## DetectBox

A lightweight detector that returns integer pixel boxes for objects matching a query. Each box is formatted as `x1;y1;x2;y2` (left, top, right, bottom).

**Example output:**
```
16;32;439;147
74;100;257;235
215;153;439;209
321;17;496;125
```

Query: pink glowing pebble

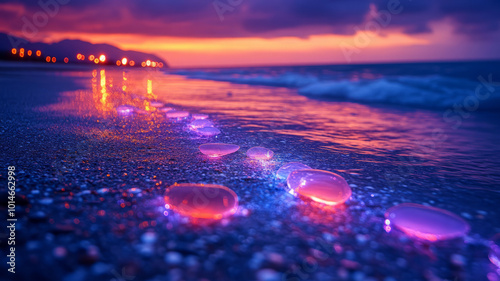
116;105;135;116
192;114;209;120
385;203;470;241
160;107;174;112
164;183;238;219
196;127;220;136
287;169;351;206
489;233;500;268
199;143;240;157
166;110;189;118
276;162;311;180
150;101;164;108
246;146;274;160
189;119;214;130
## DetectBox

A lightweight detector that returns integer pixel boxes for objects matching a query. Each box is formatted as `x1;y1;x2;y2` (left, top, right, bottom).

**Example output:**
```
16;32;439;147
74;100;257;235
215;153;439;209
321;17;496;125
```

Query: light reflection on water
44;68;500;188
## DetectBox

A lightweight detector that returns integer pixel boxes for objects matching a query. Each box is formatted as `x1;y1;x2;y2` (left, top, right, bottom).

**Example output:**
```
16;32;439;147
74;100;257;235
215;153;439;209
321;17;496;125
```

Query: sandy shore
1;66;499;281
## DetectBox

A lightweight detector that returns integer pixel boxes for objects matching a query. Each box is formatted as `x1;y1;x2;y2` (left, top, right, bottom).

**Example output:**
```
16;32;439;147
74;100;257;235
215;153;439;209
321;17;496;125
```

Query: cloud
0;0;499;40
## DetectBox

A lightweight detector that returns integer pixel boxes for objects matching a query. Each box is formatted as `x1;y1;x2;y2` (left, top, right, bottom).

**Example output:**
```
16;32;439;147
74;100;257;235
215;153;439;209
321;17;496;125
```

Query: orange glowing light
77;53;82;60
129;60;135;66
20;48;24;53
89;55;95;61
146;60;151;66
121;58;127;65
81;55;85;60
99;54;106;62
36;50;41;56
52;57;56;63
19;52;24;58
141;62;146;67
152;62;157;67
158;62;164;68
94;58;99;64
27;50;32;56
64;57;69;63
46;56;51;62
116;60;121;66
11;48;17;55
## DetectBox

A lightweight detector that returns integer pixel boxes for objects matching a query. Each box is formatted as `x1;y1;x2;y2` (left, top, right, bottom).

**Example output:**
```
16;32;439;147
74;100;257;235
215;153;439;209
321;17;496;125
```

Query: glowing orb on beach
385;203;470;241
199;143;240;157
189;119;214;130
287;169;351;206
160;107;174;112
164;183;238;219
192;114;209;120
166;111;189;118
149;101;164;108
196;127;220;136
247;147;274;160
276;162;311;180
116;105;135;116
490;234;500;268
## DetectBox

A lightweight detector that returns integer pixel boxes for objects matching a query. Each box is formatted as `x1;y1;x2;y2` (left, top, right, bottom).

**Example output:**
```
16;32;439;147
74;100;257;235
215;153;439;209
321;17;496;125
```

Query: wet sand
1;65;499;281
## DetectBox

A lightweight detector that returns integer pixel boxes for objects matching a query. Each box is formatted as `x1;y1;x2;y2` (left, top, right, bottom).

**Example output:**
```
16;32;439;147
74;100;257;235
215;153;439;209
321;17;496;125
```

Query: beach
1;63;500;281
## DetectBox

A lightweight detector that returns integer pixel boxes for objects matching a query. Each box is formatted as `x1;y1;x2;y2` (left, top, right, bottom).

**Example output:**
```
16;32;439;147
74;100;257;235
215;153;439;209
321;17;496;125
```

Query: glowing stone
192;114;209;120
166;110;189;118
116;105;135;116
287;169;351;206
385;203;470;241
489;233;500;268
276;162;311;180
246;147;274;160
160;107;174;112
150;101;164;108
189;119;214;130
164;183;238;219
196;127;220;136
199;143;240;157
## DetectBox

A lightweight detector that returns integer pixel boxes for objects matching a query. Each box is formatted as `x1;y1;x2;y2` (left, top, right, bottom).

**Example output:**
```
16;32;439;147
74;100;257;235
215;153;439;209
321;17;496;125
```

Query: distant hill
0;32;167;67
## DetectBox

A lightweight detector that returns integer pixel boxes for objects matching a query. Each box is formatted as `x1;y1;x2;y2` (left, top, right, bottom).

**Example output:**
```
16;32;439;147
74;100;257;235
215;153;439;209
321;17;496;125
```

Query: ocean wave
172;70;500;109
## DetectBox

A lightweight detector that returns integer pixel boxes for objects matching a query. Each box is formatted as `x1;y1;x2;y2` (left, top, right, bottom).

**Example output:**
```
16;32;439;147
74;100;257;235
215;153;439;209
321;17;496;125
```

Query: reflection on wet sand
40;68;500;187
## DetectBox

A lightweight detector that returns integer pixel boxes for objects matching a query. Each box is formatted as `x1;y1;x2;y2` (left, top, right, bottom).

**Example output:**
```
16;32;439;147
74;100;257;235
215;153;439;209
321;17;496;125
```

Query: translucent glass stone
192;114;209;120
164;183;238;219
287;169;351;206
150;101;164;108
385;203;470;241
160;107;174;112
189;119;214;130
196;127;220;136
166;110;189;118
489;233;500;268
276;162;311;180
199;143;240;157
246;147;274;160
116;105;134;116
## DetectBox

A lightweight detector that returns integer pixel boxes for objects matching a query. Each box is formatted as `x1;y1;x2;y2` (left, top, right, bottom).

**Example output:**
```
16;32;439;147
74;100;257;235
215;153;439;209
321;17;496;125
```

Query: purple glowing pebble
192;114;209;120
116;105;135;116
489;233;500;268
287;169;351;206
149;101;164;108
160;107;174;112
189;119;214;130
276;162;312;180
196;127;220;136
166;110;189;118
246;147;274;160
199;143;240;157
385;203;470;241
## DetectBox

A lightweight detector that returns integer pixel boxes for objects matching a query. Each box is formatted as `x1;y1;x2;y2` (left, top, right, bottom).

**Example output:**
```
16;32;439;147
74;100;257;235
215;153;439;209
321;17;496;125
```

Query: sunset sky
1;0;500;67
